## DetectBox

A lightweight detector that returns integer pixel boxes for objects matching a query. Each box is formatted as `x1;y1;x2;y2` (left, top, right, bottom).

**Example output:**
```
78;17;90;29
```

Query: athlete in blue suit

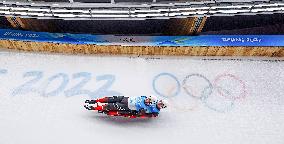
84;95;168;117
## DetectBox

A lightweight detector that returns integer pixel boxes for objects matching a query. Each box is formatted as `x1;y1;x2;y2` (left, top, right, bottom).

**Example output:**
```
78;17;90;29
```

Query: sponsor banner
0;28;284;46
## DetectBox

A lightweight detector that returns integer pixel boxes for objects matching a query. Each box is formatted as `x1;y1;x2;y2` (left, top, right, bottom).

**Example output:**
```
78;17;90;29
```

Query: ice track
0;50;283;144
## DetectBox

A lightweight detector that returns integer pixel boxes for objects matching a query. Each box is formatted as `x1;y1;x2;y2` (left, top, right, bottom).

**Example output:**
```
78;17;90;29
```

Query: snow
0;50;283;144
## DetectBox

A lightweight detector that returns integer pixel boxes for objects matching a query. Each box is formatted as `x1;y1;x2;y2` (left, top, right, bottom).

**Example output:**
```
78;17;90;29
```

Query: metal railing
0;0;284;20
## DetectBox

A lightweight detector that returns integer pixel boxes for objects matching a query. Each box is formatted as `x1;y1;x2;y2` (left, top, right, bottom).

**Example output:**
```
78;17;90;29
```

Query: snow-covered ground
0;50;283;144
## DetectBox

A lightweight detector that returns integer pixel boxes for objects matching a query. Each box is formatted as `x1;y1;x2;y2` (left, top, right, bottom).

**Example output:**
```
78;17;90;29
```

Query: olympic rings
152;72;247;113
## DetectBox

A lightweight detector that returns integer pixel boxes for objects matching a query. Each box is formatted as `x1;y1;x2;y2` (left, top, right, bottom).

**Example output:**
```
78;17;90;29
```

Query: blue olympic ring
152;73;181;98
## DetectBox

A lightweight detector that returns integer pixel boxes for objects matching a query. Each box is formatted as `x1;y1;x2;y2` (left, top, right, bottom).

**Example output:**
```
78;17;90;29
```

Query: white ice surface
0;51;283;144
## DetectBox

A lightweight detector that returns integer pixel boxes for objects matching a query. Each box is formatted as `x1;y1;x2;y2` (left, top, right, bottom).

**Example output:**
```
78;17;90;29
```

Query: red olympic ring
213;73;247;100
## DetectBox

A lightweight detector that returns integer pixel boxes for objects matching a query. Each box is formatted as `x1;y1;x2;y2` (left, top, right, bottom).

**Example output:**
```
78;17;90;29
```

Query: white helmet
157;99;168;109
148;95;158;104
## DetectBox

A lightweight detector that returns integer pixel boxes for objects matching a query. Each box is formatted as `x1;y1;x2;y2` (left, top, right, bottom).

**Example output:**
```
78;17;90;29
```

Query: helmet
157;99;168;109
148;95;158;104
